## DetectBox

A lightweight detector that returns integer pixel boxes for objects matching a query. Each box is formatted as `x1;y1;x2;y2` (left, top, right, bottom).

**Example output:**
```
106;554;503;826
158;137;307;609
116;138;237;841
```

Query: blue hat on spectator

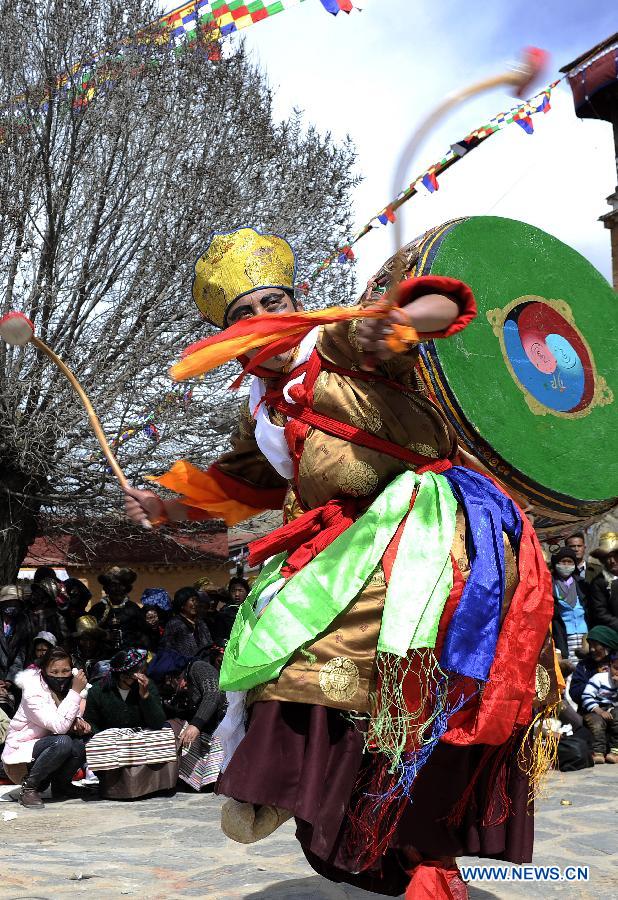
140;588;172;612
148;649;190;682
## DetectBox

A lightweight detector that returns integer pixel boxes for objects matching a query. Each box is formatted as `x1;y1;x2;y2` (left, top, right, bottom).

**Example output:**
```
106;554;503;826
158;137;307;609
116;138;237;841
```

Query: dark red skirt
217;700;534;896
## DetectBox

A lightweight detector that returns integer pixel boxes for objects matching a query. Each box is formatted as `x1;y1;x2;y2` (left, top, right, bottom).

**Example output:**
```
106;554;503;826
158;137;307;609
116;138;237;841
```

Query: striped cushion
86;727;177;771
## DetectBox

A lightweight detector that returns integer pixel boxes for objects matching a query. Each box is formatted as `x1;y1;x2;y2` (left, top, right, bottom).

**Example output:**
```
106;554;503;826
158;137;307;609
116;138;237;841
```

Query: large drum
374;216;617;539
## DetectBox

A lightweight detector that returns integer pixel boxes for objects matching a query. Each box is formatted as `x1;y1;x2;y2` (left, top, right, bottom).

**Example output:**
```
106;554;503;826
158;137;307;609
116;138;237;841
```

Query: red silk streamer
170;276;476;382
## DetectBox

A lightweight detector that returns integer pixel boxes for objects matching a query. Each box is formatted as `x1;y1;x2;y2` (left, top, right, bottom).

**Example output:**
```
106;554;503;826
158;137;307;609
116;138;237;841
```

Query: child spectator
581;652;618;764
569;625;618;710
26;631;57;668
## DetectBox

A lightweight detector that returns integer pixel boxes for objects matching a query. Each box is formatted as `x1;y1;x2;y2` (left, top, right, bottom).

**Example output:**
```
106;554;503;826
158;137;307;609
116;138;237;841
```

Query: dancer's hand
124;487;166;529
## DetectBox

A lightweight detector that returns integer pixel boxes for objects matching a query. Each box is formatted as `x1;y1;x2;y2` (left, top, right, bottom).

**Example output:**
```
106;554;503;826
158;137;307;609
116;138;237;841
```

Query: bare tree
0;0;359;582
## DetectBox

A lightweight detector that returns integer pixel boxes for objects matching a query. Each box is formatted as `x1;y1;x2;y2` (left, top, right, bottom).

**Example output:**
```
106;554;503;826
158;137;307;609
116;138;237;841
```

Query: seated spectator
83;649;172;800
59;578;92;634
163;588;212;658
211;578;249;645
0;680;18;720
1;648;91;808
84;649;166;734
90;567;145;652
581;651;618;764
140;604;166;655
1;585;32;684
27;631;57;667
149;648;225;791
71;616;109;680
588;533;618;632
89;660;111;684
28;575;69;647
569;625;618;710
550;548;588;663
565;531;603;596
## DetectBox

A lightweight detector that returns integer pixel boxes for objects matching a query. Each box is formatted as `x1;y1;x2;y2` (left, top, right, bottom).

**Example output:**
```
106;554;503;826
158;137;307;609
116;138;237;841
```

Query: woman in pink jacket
2;647;91;808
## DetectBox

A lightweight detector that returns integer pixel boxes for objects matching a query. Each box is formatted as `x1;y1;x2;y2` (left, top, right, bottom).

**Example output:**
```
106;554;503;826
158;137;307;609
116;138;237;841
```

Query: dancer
124;227;558;899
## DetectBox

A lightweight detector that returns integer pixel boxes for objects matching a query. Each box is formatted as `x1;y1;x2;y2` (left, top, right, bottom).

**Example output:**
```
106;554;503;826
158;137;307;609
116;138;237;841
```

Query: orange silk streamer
146;460;264;526
170;306;418;381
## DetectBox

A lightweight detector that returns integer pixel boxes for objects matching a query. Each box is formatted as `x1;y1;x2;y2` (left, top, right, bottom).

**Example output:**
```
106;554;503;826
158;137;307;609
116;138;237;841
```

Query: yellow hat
591;532;618;560
192;228;296;327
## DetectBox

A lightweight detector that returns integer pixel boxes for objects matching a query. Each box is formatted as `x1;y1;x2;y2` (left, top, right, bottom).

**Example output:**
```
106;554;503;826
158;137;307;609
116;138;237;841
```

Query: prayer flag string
1;0;365;141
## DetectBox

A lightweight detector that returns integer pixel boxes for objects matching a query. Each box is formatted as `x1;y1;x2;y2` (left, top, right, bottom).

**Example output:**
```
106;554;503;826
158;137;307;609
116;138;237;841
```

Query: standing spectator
211;577;249;644
550;548;589;663
141;606;165;654
71;616;109;679
140;588;172;619
59;578;92;635
0;586;32;683
565;532;603;598
1;648;90;808
588;533;618;632
28;576;69;647
162;588;212;658
581;652;618;764
90;567;145;651
26;632;57;667
569;625;618;710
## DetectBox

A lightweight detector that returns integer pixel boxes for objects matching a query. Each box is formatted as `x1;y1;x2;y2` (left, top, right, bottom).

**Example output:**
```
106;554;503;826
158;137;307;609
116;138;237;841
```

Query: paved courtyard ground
0;766;616;899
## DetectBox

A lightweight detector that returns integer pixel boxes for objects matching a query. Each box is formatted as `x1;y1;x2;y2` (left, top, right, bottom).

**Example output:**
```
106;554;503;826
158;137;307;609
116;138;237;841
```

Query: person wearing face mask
0;585;32;685
550;547;589;665
1;647;90;808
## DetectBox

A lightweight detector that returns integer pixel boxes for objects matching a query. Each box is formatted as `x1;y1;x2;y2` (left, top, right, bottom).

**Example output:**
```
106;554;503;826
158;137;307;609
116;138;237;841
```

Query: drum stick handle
31;335;130;492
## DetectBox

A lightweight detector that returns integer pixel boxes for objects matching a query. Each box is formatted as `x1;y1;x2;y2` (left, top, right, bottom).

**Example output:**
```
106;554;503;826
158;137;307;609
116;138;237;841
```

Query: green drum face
413;216;617;535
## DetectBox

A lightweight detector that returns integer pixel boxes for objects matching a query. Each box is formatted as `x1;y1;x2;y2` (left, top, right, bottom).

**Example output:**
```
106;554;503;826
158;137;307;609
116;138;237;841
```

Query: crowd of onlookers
549;531;618;770
1;527;617;809
0;565;250;808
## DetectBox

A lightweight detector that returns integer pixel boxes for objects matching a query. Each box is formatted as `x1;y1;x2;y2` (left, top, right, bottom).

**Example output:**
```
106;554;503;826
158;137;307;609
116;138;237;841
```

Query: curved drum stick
388;46;548;291
0;311;129;491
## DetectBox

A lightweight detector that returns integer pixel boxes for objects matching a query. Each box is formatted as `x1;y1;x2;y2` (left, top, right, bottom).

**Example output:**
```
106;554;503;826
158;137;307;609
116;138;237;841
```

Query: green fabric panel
378;472;456;656
219;472;417;691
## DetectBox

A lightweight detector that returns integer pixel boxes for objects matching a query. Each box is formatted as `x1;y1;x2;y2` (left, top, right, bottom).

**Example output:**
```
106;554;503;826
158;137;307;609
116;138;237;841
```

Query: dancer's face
226;288;300;372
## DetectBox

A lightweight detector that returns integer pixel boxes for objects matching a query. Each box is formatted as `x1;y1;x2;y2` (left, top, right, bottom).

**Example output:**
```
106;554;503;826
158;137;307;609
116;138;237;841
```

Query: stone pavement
0;766;616;900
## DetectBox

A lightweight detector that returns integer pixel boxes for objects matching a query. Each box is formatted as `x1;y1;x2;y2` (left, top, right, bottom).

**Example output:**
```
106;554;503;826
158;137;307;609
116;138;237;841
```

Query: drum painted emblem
487;296;613;418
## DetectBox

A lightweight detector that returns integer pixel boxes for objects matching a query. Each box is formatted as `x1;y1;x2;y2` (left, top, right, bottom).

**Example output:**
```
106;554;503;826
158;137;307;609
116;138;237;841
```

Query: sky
163;0;617;290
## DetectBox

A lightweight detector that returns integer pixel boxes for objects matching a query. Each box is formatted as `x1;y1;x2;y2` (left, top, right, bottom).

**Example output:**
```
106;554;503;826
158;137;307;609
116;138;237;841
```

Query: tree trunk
0;470;40;584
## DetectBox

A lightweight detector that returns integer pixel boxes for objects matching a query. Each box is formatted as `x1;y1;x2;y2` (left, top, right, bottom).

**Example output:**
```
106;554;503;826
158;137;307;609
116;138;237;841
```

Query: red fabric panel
442;500;552;746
